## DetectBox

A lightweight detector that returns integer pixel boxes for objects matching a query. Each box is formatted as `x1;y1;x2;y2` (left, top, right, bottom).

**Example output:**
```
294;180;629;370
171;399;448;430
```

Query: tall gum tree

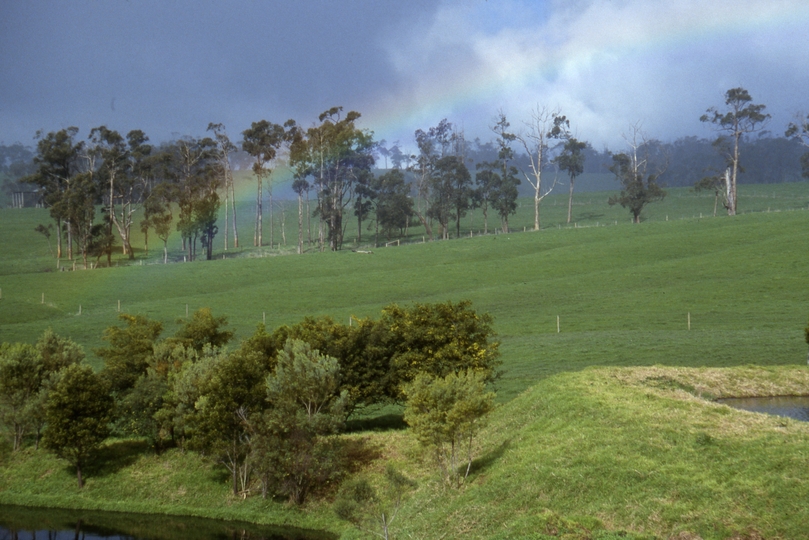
207;123;238;250
411;119;454;240
307;108;375;251
242;120;285;247
700;87;769;216
24;127;84;261
89;126;152;260
515;107;559;230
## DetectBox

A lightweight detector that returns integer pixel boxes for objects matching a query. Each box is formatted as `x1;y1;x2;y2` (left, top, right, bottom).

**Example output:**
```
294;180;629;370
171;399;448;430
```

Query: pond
717;395;809;422
0;504;336;540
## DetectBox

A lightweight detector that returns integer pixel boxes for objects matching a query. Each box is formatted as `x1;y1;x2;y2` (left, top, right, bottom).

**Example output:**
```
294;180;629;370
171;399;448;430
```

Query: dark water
717;395;809;422
0;505;336;540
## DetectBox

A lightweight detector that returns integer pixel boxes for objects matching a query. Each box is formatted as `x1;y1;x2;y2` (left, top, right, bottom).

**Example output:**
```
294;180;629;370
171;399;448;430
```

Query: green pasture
1;181;809;538
1;182;807;402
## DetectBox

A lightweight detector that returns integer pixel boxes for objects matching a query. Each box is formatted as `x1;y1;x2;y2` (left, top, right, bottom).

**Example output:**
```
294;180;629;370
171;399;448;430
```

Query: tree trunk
256;177;263;246
269;182;274;247
567;177;575;224
534;181;541;230
297;193;303;254
67;220;73;260
76;462;84;489
231;173;239;247
224;184;229;250
730;138;739;216
726;166;735;216
306;193;312;247
56;218;62;259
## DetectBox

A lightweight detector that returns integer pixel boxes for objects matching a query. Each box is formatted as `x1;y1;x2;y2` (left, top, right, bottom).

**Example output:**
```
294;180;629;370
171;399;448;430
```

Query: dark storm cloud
0;0;441;144
2;0;809;150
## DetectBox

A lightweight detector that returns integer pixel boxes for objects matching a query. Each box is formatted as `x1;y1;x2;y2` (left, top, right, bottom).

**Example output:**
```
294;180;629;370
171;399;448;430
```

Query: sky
2;0;809;153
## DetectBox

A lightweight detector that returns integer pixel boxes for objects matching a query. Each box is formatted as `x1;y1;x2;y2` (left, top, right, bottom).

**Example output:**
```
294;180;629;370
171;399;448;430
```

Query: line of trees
7;88;809;265
0;301;500;500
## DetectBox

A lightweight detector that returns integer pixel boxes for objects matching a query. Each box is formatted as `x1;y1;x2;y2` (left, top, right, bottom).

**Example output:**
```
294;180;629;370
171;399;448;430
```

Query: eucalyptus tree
307;107;375;251
411;119;453;239
62;170;100;268
786;113;809;179
141;181;174;263
608;125;666;223
429;155;471;239
473;165;497;234
515;107;559;230
372;168;414;243
285;119;313;254
166;137;220;261
353;168;376;244
88;126;152;260
700;87;769;215
24;127;84;260
207;123;239;249
555;138;587;224
242;120;285;247
476;113;520;233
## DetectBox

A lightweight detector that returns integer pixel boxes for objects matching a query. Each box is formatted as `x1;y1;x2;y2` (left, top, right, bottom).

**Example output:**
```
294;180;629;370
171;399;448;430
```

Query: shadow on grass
342;437;385;475
345;413;406;432
467;439;511;476
578;211;606;221
88;438;151;479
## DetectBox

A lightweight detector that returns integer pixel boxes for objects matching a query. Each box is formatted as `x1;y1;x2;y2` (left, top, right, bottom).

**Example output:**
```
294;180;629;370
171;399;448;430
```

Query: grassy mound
390;365;809;539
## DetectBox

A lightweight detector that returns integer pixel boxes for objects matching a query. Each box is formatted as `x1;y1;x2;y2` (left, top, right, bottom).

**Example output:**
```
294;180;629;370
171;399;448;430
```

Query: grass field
0;182;807;401
1;182;808;538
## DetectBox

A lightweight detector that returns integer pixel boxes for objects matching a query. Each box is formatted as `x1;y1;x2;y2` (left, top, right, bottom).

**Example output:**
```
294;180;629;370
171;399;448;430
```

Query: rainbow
363;1;809;146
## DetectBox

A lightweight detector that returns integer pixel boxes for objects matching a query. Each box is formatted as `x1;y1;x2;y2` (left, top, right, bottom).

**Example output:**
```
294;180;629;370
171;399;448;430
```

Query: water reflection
717;395;809;422
0;505;336;540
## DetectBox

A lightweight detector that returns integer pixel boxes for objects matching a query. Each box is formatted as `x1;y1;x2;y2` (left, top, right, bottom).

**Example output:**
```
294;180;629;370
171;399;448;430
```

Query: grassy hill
1;182;808;538
0;183;807;400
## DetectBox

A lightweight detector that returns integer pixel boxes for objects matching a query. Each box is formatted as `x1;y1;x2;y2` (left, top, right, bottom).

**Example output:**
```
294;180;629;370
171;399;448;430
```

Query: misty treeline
4;91;809;262
0;301;499;499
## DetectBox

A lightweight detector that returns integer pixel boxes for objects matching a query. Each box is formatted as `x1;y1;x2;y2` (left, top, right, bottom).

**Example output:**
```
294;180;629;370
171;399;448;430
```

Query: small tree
96;314;163;394
403;370;494;487
380;300;501;394
334;464;416;540
786;113;809;180
694;173;725;217
0;343;42;451
189;348;269;496
42;364;113;488
253;339;350;504
608;125;666;223
170;307;233;352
